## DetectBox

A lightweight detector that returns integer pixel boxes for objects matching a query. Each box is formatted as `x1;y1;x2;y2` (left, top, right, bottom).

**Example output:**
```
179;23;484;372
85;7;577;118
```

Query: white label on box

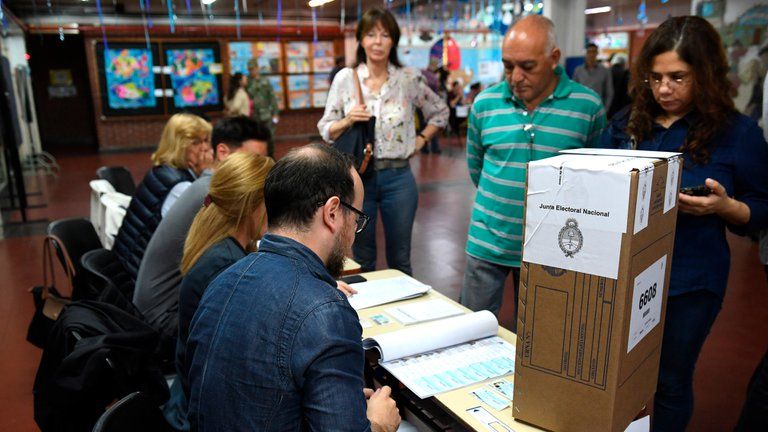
524;220;623;279
628;255;666;353
664;157;680;214
524;154;635;279
633;165;654;234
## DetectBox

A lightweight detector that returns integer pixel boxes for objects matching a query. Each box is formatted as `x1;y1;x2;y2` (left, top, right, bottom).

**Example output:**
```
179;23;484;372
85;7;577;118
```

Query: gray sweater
133;172;212;338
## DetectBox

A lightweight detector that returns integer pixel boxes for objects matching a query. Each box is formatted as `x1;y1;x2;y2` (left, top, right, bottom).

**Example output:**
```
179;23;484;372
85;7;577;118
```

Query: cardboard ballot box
513;149;683;432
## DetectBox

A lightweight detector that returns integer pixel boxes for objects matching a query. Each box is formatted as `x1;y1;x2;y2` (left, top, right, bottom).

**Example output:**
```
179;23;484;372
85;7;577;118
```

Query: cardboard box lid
560;148;682;159
524;154;666;280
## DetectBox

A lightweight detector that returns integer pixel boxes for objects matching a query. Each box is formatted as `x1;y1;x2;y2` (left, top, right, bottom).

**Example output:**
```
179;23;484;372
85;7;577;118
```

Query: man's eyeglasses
340;201;370;234
644;73;691;90
317;199;370;234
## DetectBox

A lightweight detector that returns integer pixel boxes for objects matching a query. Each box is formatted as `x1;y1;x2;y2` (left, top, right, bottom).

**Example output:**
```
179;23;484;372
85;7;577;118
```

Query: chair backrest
92;391;170;432
47;218;103;300
81;248;137;312
97;166;137;197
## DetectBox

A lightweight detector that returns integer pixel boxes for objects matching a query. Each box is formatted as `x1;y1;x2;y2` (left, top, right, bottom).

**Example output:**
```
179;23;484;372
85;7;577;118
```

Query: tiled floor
1;138;766;431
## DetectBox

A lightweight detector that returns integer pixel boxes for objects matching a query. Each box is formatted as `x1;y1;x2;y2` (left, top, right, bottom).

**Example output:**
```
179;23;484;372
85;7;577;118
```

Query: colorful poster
312;41;334;58
288;75;311;92
267;76;285;110
313;74;330;91
313;91;327;108
166;47;221;108
104;47;156;109
287;41;310;58
288;92;311;109
228;41;253;75
287;58;311;73
313;57;335;73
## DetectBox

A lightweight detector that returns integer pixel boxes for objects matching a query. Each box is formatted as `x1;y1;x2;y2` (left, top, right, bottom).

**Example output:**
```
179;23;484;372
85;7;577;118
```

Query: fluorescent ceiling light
309;0;333;7
201;0;216;5
585;6;611;15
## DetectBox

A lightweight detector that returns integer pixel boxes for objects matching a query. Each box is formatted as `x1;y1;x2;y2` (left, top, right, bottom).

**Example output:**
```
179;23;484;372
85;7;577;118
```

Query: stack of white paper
347;276;431;310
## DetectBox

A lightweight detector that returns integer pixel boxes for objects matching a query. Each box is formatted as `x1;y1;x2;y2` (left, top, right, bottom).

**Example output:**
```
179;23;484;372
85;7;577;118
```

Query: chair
91;391;171;432
47;218;103;300
81;248;137;313
97;166;137;196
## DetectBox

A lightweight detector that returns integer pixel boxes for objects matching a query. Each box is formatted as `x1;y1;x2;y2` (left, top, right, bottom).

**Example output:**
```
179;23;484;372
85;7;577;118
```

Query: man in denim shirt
186;144;401;431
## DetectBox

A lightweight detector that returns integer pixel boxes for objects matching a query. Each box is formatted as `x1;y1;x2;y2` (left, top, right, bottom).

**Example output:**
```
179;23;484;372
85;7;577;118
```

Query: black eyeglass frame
316;199;370;234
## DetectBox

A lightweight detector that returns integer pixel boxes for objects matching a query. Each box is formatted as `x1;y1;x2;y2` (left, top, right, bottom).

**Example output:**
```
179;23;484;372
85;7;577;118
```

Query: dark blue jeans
354;165;418;275
653;290;722;432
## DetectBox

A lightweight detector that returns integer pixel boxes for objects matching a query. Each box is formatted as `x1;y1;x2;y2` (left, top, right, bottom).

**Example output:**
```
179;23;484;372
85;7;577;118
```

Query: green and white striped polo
466;67;606;267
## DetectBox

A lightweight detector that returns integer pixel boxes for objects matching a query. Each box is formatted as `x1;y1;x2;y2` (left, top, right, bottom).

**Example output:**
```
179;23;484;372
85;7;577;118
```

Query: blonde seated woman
112;112;213;279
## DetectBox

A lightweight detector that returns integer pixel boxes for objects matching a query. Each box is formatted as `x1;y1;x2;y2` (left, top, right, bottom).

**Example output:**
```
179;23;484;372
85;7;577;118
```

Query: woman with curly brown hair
600;16;768;431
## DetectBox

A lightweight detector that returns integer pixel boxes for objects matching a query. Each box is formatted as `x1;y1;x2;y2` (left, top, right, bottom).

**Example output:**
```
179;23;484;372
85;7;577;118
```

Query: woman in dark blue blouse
600;16;768;432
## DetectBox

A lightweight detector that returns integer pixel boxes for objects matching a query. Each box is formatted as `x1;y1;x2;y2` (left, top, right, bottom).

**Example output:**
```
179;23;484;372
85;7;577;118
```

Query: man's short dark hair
265;144;355;231
212;116;271;150
586;42;598;50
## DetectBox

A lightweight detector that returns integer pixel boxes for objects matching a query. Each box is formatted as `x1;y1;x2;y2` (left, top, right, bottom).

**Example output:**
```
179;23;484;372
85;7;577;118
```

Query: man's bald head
501;15;561;110
505;15;557;55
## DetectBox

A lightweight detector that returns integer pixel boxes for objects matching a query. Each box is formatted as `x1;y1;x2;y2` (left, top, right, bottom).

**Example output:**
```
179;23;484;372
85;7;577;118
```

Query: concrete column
543;0;587;62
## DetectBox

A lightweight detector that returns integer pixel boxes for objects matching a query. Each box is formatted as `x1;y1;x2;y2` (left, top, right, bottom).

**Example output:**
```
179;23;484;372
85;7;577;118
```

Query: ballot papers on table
385;299;464;325
347;276;431;310
363;311;516;399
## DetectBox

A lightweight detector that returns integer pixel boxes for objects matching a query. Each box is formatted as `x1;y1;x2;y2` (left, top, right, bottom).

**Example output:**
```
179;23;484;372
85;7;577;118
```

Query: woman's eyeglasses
644;73;691;90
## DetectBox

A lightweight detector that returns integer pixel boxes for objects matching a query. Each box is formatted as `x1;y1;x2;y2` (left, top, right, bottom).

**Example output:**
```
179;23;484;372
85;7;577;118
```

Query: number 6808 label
628;256;667;353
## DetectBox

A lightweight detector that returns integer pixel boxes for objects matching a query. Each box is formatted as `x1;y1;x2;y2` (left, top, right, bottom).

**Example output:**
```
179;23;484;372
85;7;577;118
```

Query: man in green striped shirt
461;15;606;321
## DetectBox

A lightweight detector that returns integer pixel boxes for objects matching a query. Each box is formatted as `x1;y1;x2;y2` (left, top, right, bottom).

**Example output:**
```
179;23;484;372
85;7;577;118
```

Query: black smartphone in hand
339;274;367;284
680;185;711;196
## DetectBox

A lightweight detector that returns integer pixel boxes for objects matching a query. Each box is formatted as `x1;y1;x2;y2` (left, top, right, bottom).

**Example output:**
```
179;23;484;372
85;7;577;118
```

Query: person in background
573;42;614;113
447;80;464;137
734;68;768;432
133;116;270;361
419;64;442;154
318;7;448;275
186;144;401;431
599;16;768;432
113;113;213;281
247;58;280;157
461;15;605;320
328;55;346;86
608;54;631;119
168;152;274;431
224;72;251;117
465;82;482;106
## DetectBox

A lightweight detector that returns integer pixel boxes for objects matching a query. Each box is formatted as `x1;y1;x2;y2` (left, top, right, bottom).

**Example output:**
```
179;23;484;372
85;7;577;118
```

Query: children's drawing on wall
716;4;768;124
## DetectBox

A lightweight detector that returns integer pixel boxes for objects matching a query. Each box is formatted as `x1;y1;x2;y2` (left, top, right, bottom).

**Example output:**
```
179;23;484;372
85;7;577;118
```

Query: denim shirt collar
258;234;337;286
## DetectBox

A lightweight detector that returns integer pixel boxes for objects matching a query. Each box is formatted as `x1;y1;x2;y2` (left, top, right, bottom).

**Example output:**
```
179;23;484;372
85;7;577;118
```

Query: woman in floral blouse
318;7;448;275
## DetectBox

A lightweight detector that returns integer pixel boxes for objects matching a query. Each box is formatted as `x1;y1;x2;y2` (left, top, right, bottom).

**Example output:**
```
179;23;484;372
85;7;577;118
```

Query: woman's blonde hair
151;113;212;168
181;152;275;274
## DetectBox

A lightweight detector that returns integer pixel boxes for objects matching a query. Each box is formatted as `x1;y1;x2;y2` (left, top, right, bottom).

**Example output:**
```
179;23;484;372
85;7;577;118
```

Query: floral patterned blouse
318;63;449;160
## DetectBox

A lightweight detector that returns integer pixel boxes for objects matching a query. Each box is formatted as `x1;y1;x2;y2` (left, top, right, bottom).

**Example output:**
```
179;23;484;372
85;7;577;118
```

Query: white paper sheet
347;276;431;310
363;311;499;362
624;416;650;432
560;148;681;159
385;299;464;325
628;255;666;353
